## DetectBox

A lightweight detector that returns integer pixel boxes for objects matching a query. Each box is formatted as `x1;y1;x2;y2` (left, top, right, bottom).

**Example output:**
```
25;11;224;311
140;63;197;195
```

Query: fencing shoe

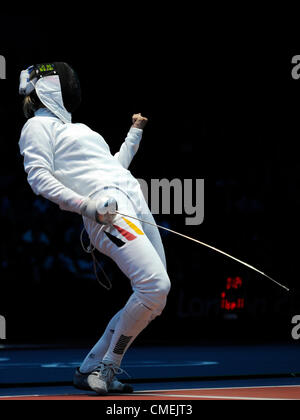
73;363;133;394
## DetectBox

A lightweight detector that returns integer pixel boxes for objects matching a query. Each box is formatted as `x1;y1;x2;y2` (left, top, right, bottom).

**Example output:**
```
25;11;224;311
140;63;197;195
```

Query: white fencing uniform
19;107;170;369
19;108;143;214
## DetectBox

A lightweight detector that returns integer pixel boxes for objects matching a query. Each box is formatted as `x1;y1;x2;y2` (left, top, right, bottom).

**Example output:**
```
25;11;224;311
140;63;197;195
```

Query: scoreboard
220;276;245;319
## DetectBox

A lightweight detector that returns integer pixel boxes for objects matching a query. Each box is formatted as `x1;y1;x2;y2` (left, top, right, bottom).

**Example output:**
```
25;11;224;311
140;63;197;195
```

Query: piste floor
1;343;300;400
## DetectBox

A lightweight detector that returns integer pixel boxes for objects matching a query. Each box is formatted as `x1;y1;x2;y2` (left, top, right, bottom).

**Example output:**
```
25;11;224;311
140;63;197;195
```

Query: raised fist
132;113;148;130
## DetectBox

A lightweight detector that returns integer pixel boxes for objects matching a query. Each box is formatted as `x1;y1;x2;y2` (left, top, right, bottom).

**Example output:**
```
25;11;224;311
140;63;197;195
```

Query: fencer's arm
114;127;143;169
114;113;148;169
19;120;95;218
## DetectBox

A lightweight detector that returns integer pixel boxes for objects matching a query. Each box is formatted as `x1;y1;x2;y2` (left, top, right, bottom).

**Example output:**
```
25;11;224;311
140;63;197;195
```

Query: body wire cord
80;226;112;291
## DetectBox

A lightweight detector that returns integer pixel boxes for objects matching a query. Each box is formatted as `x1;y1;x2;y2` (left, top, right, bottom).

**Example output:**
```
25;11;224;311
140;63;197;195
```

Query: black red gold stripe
104;231;126;248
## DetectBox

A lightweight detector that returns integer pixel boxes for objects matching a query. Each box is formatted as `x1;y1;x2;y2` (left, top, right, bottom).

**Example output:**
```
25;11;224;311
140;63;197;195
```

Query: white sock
79;310;123;374
102;294;154;367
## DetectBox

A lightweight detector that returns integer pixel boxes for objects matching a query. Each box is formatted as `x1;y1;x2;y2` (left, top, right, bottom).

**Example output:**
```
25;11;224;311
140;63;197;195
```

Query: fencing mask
19;62;81;123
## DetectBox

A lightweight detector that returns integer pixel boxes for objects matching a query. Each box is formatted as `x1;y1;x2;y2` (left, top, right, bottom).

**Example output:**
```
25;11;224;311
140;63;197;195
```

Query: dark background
0;12;299;346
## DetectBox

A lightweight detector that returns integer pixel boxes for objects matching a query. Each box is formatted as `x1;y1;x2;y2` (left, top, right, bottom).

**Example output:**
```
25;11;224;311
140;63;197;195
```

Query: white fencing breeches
80;187;171;369
83;187;170;315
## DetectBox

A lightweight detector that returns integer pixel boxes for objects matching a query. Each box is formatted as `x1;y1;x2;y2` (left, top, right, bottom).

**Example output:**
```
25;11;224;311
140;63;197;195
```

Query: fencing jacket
19;108;143;214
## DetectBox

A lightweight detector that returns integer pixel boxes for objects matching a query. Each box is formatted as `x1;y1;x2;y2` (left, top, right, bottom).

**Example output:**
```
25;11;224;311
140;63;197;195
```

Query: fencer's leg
79;222;167;372
99;221;170;367
102;289;169;367
83;193;170;368
79;309;123;374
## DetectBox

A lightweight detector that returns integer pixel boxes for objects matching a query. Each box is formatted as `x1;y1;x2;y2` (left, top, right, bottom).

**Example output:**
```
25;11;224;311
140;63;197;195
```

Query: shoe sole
90;388;108;396
74;382;108;395
74;382;133;394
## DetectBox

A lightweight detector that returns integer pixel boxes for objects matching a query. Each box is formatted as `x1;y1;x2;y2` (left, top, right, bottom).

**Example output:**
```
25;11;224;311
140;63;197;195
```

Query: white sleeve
114;127;143;169
19;119;86;215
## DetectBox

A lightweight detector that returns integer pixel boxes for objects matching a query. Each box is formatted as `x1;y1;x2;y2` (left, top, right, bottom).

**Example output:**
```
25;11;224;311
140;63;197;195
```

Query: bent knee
134;269;171;316
158;272;171;298
148;272;171;314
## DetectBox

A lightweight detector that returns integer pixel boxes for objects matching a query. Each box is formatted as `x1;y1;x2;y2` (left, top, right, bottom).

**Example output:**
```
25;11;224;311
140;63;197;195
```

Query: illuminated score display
220;276;245;312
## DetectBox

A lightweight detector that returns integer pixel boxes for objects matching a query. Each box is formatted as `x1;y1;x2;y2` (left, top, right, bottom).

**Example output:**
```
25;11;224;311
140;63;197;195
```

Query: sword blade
115;211;290;292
